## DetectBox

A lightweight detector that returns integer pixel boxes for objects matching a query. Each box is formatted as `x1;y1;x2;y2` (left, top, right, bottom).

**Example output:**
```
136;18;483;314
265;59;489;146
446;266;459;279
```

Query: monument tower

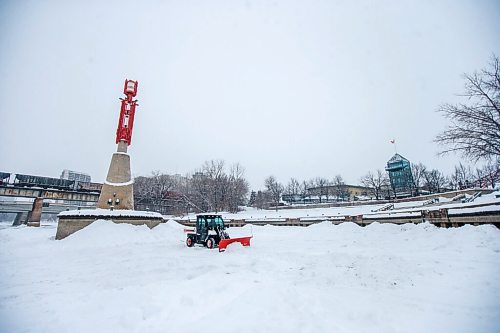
97;79;139;210
56;79;163;240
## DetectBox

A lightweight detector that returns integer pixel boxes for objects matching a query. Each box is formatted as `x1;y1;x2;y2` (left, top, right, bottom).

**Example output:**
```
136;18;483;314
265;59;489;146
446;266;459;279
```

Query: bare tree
411;163;427;195
360;170;389;200
475;166;488;188
423;169;447;194
474;159;499;188
482;159;500;188
281;178;301;204
134;171;178;213
332;175;348;201
435;55;500;161
299;180;310;204
313;177;329;203
254;190;270;209
190;160;249;213
136;160;249;215
176;174;204;215
227;163;249;212
449;163;474;190
201;160;227;212
190;170;212;212
264;176;284;211
284;178;301;196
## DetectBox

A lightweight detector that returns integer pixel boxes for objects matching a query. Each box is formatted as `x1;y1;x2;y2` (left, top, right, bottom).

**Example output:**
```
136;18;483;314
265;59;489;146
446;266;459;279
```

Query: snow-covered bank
1;221;499;332
170;191;500;222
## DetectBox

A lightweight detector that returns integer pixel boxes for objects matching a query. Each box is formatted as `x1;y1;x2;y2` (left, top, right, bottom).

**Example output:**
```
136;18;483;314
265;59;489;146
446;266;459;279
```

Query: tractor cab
185;214;228;249
196;214;225;239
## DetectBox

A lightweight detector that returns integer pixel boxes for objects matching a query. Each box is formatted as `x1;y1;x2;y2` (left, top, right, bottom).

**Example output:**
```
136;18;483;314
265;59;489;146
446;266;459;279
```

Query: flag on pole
389;139;397;153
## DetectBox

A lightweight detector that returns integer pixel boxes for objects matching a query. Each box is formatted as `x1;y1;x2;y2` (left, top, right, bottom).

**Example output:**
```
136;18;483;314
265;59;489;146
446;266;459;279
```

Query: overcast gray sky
0;0;499;189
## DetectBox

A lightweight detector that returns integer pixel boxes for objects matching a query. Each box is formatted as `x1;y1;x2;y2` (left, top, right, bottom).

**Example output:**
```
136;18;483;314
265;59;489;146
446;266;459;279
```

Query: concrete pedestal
57;140;163;239
97;141;134;210
56;209;164;240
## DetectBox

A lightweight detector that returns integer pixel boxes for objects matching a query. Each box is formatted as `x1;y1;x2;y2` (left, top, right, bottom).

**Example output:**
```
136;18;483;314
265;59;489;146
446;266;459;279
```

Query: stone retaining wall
175;211;500;229
56;216;164;240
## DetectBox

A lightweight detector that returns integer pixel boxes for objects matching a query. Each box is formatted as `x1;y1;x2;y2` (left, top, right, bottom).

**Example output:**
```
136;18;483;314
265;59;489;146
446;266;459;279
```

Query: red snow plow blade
218;236;252;252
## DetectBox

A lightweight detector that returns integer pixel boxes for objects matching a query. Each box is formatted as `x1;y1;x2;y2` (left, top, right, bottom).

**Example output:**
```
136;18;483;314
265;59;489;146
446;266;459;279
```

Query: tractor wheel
206;237;215;249
186;237;194;247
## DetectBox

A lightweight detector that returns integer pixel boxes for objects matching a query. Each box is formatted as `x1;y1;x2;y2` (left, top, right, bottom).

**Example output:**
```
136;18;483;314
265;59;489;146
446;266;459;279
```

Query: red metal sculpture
116;79;138;145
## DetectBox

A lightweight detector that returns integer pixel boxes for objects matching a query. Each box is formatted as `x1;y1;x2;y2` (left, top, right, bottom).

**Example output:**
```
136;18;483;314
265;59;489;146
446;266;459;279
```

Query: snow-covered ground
1;220;499;332
171;203;387;221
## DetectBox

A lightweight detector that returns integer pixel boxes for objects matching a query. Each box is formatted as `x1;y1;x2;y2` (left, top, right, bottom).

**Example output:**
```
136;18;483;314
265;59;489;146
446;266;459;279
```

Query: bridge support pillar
12;212;29;226
27;197;43;227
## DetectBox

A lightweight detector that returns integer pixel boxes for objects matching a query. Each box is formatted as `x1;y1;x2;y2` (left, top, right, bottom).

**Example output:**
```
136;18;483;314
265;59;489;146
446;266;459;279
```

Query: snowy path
1;221;499;332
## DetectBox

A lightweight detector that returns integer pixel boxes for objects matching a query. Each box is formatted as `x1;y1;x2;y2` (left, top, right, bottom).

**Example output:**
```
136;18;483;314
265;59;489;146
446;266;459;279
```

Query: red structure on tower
116;79;139;145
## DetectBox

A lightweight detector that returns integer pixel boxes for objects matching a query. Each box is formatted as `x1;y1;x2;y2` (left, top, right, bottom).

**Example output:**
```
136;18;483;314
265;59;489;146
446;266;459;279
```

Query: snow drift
0;220;499;333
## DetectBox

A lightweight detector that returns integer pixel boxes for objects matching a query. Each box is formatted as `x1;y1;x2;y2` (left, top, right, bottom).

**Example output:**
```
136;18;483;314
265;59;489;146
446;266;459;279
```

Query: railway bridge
0;184;100;226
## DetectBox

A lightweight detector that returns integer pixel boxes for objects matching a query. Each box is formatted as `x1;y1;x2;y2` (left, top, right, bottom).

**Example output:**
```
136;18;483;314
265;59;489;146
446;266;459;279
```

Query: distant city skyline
0;0;499;189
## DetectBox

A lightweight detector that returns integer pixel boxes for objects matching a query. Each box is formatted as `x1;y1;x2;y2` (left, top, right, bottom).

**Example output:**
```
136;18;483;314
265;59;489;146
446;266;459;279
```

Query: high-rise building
60;170;91;183
385;154;414;197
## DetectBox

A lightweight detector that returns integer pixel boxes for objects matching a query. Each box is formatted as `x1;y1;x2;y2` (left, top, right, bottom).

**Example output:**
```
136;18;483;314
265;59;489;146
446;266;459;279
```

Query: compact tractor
184;214;252;252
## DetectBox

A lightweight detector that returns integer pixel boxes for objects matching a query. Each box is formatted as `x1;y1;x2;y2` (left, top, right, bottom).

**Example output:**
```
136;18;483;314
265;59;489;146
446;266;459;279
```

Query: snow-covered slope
171;191;500;222
0;220;499;332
